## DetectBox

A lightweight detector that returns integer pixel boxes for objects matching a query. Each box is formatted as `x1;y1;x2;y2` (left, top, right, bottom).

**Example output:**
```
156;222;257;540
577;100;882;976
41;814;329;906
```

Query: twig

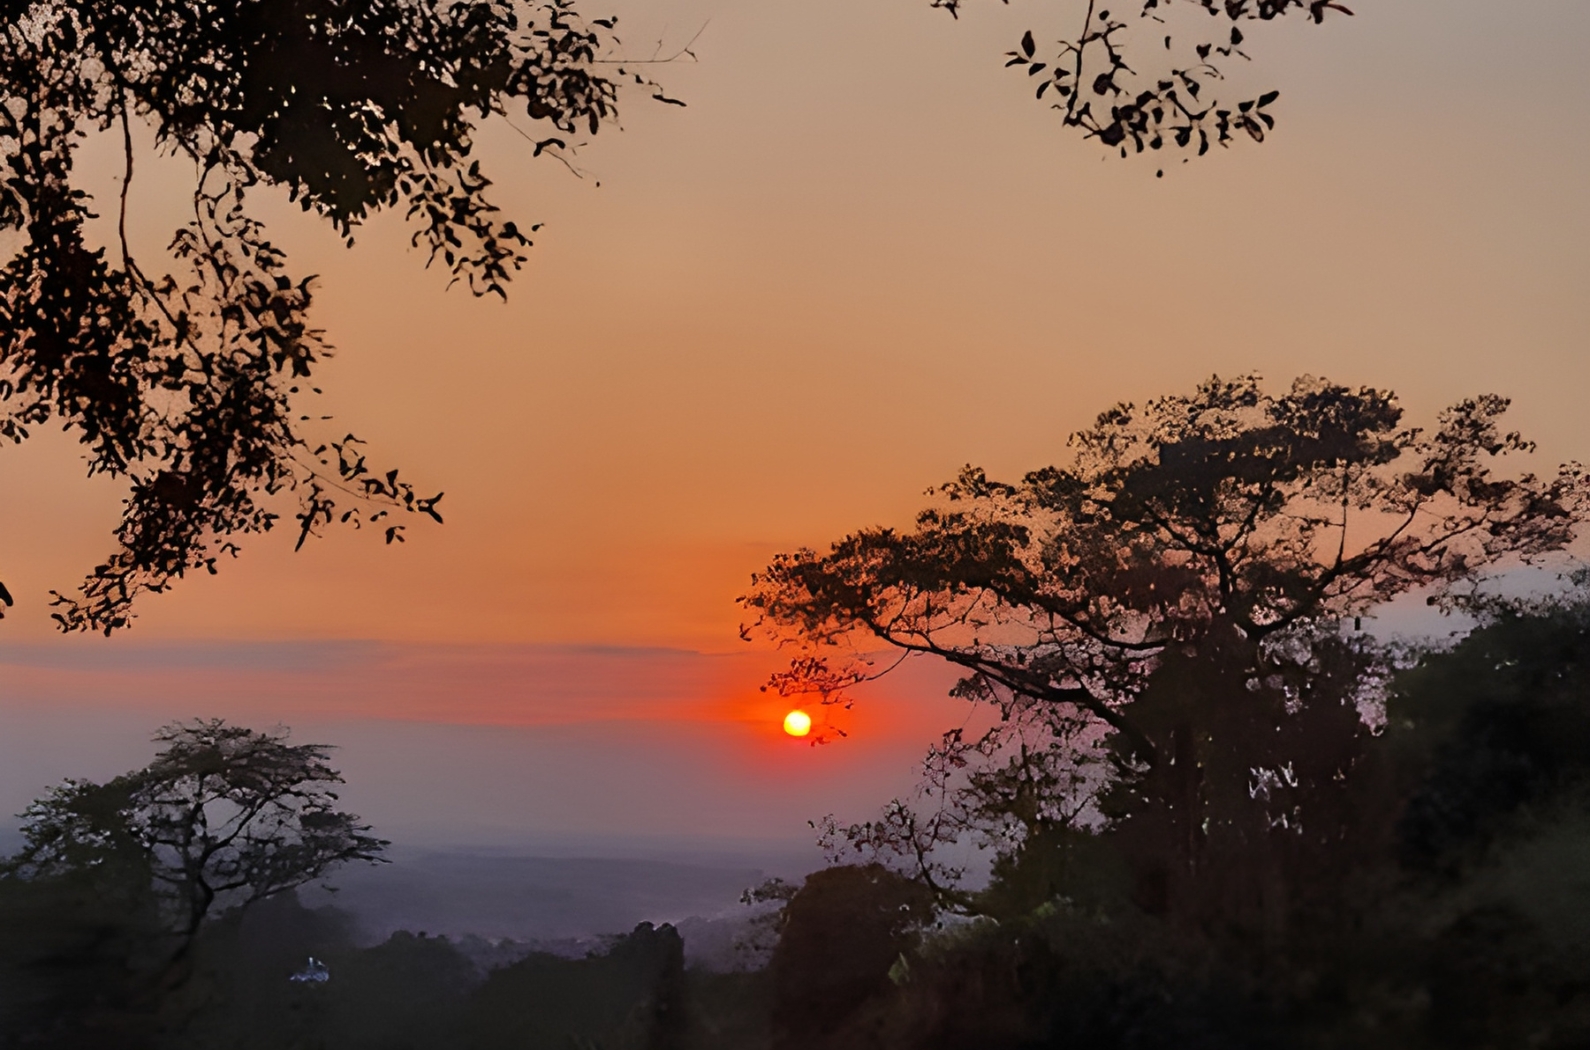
117;92;134;271
499;116;588;179
593;19;707;65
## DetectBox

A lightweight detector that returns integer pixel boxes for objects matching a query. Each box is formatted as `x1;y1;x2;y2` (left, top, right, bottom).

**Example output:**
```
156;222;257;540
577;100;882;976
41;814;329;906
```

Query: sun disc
782;709;812;737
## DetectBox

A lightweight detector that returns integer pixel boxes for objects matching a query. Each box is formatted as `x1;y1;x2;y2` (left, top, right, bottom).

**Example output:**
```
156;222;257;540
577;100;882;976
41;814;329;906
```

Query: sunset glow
782;710;812;738
0;0;1582;872
0;0;1584;1041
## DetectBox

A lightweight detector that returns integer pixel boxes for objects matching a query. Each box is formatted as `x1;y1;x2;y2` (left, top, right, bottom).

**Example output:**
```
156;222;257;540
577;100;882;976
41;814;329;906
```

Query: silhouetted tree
939;0;1354;162
767;865;937;1050
0;721;382;1045
758;592;1590;1049
745;376;1586;929
0;816;164;1043
468;922;687;1050
0;0;667;631
1388;582;1590;871
750;374;1583;758
5;720;385;959
1377;594;1590;1049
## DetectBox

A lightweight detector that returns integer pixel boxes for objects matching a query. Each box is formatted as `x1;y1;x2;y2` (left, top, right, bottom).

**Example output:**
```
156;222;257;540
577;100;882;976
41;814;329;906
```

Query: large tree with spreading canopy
743;376;1587;919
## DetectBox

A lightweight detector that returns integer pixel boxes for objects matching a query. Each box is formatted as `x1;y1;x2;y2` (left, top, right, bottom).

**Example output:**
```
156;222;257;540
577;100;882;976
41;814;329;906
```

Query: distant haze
0;0;1584;939
0;640;968;850
299;847;804;946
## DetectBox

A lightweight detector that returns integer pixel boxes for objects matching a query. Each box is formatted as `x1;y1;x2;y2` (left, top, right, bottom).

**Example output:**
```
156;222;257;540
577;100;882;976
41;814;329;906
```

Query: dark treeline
5;376;1590;1048
766;596;1590;1050
2;594;1589;1048
5;376;1589;1047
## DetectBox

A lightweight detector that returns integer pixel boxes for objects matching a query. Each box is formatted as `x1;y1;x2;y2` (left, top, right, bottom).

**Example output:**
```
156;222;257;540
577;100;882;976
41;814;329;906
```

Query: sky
1;0;1587;854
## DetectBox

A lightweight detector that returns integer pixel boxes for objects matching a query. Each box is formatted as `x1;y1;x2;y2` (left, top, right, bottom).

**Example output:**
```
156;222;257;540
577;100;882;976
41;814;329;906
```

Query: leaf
1021;30;1036;58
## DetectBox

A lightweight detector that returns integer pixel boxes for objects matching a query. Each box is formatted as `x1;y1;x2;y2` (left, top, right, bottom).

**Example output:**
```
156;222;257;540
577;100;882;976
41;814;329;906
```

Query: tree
468;922;688;1050
1389;577;1590;874
939;0;1355;163
4;719;386;957
0;798;165;1038
1375;589;1590;1049
0;0;667;632
766;865;937;1050
742;375;1587;923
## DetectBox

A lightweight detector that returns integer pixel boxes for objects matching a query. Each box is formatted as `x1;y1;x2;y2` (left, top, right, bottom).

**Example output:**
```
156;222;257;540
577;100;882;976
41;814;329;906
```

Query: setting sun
782;710;812;738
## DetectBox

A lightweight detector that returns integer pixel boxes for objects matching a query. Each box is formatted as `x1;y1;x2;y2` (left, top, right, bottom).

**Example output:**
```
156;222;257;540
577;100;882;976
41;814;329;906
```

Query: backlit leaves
974;0;1351;159
0;0;639;631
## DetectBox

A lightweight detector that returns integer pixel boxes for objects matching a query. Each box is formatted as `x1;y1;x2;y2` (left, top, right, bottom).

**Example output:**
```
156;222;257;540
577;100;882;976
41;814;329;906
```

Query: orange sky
1;0;1588;847
0;640;970;849
3;0;1587;650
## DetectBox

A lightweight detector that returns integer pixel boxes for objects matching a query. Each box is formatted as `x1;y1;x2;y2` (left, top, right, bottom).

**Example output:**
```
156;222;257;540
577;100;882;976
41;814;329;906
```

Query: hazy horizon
1;1;1586;970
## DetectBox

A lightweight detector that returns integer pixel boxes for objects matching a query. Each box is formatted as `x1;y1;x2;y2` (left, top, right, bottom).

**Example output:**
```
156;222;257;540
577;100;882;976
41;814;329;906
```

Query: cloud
0;639;769;726
0;639;970;849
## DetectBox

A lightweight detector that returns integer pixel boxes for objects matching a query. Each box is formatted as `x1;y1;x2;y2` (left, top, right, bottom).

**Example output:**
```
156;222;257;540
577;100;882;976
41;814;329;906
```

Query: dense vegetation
3;592;1588;1048
3;375;1586;1046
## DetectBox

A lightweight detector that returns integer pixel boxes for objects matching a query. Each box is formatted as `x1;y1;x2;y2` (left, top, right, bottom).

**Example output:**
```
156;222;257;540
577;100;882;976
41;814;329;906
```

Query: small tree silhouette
6;719;386;960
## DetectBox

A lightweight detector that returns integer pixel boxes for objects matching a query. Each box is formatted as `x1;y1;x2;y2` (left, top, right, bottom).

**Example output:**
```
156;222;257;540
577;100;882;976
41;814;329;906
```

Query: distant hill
298;847;810;967
1;824;811;969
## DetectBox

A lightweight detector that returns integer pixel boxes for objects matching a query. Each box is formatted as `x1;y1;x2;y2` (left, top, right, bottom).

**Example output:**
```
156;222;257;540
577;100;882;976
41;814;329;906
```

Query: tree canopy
744;376;1587;923
0;0;652;631
746;375;1585;763
5;719;386;951
792;594;1590;1049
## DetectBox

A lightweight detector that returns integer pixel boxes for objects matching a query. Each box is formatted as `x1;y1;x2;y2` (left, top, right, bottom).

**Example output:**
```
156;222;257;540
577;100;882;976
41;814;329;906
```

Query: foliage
744;374;1584;760
1389;586;1590;870
168;902;699;1050
0;0;656;631
940;0;1354;163
6;720;386;952
467;921;688;1050
744;375;1586;919
766;594;1590;1050
765;865;937;1050
170;894;471;1050
0;826;165;1042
